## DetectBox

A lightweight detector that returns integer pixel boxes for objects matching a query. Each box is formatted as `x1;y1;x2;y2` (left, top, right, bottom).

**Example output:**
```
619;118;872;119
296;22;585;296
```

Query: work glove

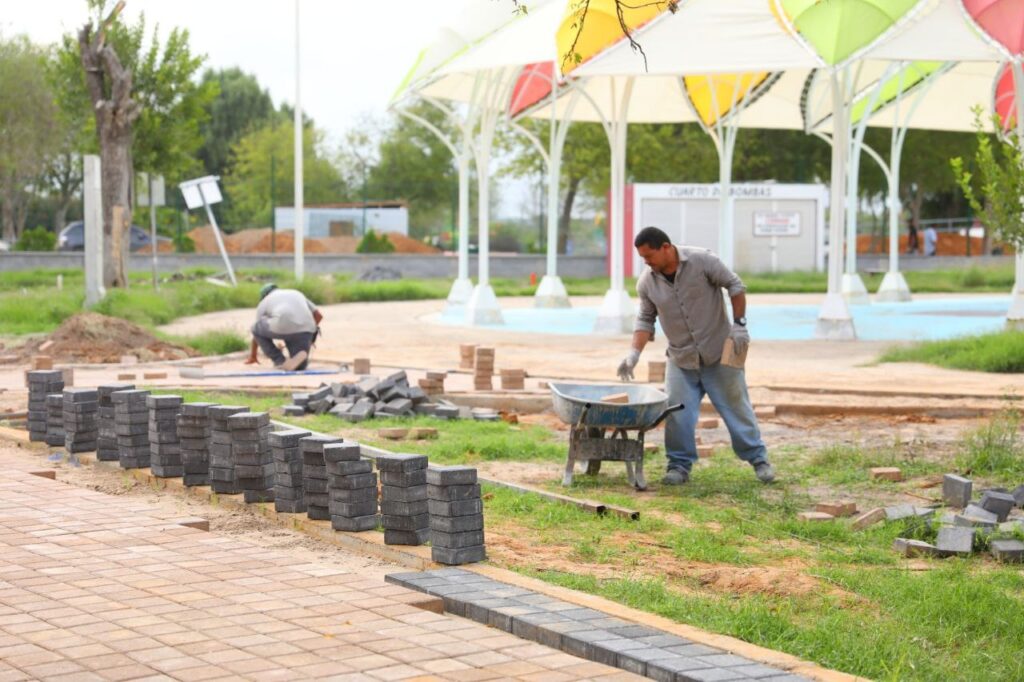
617;349;641;382
729;323;750;357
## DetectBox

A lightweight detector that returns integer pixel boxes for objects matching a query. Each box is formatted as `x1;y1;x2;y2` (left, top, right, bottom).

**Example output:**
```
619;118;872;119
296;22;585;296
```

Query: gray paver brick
942;474;972;508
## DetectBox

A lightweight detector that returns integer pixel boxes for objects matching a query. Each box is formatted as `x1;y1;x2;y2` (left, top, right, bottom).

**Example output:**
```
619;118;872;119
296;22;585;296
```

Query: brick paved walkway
0;460;641;681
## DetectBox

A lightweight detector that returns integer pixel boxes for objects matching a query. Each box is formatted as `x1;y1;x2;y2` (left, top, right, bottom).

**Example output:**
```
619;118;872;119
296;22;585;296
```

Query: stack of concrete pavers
147;395;183;478
45;393;66;447
378;453;430;545
499;369;525;391
325;442;378;531
228;412;274;503
427;465;486;564
474;348;494;391
63;388;98;453
459;344;476;369
270;429;310;514
97;383;132;461
418;371;447;395
27;370;63;442
178;403;215;486
300;435;342;520
208;405;249;495
112;389;150;469
890;472;1024;562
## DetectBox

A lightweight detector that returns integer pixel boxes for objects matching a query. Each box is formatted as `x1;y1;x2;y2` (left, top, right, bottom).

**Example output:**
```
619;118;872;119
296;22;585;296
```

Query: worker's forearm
313;309;323;325
730;293;746;320
249;338;258;358
631;330;652;353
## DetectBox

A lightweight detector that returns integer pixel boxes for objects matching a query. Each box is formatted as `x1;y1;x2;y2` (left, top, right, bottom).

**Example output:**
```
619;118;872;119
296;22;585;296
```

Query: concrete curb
0;424;863;682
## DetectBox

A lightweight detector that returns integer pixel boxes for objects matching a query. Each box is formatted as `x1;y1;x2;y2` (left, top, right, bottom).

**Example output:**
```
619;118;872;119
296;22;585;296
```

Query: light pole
293;0;304;280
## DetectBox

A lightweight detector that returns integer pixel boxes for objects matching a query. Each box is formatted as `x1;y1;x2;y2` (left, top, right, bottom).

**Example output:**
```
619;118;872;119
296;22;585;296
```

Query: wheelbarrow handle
574;402;594;429
647;403;684;431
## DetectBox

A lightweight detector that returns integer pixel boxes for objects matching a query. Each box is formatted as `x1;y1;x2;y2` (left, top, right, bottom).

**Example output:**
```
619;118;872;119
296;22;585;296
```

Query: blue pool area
437;296;1011;341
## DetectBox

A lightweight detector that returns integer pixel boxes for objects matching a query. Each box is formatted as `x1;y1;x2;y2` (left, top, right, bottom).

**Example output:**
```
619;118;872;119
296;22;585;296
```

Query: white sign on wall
753;211;801;237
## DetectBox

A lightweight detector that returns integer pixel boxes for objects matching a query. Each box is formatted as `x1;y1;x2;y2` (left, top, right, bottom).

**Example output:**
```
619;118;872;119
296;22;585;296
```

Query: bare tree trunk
79;10;141;288
0;187;15;243
558;176;581;255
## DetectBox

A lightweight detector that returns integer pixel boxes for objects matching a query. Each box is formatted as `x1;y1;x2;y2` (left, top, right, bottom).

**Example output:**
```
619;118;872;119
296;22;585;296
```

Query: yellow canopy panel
558;0;675;74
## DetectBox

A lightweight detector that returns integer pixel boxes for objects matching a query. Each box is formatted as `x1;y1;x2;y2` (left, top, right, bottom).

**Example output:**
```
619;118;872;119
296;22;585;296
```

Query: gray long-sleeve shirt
634;245;745;369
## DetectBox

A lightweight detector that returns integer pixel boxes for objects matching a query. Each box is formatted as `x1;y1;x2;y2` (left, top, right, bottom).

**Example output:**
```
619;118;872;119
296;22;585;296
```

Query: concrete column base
534;275;571;308
593;288;635;335
875;271;912;302
445;277;474;307
1007;290;1024;328
841;272;870;305
814;292;857;340
466;284;503;326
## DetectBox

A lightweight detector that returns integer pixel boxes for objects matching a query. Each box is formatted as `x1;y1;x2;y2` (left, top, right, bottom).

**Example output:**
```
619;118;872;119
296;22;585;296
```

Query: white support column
293;0;304;281
816;69;857;340
83;154;105;307
594;77;636;334
717;125;738;269
1008;61;1024;326
536;87;576;309
447;147;474;307
877;128;912;301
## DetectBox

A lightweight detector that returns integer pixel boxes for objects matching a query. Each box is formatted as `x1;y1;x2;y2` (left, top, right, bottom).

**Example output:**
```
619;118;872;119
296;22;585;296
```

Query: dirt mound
21;313;195;364
187;226;439;255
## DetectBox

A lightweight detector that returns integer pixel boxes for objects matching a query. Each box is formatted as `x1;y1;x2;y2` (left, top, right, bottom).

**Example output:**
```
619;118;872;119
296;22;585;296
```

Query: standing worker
617;227;774;485
246;283;322;371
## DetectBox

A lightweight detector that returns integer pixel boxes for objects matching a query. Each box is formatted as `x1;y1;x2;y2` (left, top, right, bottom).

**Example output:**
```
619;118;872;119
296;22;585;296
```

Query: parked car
57;221;170;252
0;240;9;252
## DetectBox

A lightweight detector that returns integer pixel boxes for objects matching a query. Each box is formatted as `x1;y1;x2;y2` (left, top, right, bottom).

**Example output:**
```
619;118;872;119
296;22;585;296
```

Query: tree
364;102;457;236
0;35;60;242
197;67;277;178
57;1;213;287
952;109;1024;252
223;120;348;228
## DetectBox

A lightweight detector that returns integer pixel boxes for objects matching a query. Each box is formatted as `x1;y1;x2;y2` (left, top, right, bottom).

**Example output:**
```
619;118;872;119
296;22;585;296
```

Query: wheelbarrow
549;382;683;491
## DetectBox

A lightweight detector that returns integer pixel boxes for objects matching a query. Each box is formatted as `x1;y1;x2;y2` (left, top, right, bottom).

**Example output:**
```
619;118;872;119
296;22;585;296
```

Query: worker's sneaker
280;350;308;372
753;461;776;483
661;468;689;486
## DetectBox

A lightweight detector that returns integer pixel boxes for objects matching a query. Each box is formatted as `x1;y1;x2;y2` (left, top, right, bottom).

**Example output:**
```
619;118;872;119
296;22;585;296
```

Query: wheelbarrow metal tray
549;382;669;429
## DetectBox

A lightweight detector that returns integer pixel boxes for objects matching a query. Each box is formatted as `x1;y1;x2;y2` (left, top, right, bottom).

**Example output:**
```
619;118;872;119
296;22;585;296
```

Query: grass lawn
146;387;1024;681
879;329;1024;373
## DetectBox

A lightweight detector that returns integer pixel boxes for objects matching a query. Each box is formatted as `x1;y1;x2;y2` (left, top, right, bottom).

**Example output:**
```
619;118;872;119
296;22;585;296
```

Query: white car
0;240;9;252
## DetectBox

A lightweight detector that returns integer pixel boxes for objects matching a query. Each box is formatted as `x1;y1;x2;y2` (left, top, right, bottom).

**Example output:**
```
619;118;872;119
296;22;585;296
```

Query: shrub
14;226;56;252
356;230;395;254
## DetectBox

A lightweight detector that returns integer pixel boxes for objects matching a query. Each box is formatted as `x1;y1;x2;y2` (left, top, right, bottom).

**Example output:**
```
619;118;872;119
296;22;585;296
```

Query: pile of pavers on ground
854;474;1023;562
23;370;486;566
281;371;462;422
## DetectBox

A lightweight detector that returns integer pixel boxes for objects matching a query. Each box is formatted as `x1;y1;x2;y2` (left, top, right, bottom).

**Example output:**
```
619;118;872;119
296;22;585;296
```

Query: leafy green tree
0;35;61;242
364;102;457;235
197;67;277;178
223;120;348;229
14;226;57;251
53;1;213;286
952;109;1024;252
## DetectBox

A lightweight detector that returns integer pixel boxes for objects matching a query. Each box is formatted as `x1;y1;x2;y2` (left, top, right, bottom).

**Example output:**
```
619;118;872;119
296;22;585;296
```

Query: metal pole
83;155;105;307
149;174;158;289
199;184;237;286
293;0;304;281
270;153;276;254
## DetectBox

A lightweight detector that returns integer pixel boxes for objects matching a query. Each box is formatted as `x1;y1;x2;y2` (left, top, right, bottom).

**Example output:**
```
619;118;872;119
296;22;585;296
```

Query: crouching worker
246;283;322;371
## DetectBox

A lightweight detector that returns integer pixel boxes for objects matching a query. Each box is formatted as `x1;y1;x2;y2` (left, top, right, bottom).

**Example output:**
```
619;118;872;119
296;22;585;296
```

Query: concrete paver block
955;505;999;528
1011;484;1024;508
375;453;429;472
870;467;903;482
935;527;974;556
893;538;937;558
990;539;1024;563
979;491;1016;522
851;507;885;530
814;500;857;517
426;465;478;486
942;474;972;508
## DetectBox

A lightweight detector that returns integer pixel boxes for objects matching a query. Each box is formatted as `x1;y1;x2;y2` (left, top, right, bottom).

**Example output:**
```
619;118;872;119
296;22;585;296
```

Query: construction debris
282;372;463;422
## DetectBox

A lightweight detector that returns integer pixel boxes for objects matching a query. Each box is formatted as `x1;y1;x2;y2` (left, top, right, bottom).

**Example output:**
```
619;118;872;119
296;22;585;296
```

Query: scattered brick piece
117;373;136;380
378;428;408;440
753;405;776;419
815;500;858;517
990;539;1024;563
697;444;714;458
936;527;974;556
798;511;834;522
852;507;886;530
870;467;903;482
38;340;54;352
409;427;438;440
643;442;660;453
697;417;719;429
893;538;937;558
979;491;1016;522
600;392;629;404
143;372;167;380
32;355;53;370
120;355;138;365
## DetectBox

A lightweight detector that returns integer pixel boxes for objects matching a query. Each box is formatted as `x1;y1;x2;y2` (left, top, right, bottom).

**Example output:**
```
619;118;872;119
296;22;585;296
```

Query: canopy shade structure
558;0;677;75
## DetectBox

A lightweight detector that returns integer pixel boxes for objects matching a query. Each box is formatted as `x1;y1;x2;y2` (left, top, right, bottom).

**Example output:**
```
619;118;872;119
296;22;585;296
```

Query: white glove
730;323;750;357
617;349;641;382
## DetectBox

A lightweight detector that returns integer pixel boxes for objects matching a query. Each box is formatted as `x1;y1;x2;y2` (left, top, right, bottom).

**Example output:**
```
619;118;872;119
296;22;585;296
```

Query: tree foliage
222;120;347;229
197;67;278;178
952;109;1024;250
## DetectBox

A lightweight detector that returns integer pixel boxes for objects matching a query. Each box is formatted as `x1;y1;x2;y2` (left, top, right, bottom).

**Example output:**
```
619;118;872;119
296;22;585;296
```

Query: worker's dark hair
634;226;672;250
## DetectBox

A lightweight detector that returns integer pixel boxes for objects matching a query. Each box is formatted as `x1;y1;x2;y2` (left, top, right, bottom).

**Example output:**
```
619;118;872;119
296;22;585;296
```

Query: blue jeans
664;359;768;473
254;331;313;370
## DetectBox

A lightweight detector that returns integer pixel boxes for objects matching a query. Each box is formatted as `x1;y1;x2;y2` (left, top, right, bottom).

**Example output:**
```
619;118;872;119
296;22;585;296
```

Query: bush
14;226;56;252
356;230;395;254
173;233;195;253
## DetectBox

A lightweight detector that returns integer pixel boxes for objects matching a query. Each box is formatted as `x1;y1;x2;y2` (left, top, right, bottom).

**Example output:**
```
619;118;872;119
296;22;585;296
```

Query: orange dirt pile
20;313;195;364
187;226;439;255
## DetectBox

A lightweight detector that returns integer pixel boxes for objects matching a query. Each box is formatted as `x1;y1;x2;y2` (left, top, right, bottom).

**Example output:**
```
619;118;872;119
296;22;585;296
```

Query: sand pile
21;313;195;364
187;226;439;255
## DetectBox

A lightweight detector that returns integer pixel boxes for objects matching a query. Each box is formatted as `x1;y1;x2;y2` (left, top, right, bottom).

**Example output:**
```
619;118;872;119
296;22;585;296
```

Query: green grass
879;329;1024;373
955;410;1024;478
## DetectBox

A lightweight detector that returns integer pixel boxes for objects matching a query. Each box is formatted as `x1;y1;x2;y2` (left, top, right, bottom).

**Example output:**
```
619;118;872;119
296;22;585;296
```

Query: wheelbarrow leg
562;454;576;486
633;455;647;491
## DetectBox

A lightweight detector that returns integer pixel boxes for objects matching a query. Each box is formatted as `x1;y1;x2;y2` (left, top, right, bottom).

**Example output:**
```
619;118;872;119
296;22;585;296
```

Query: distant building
274;202;409;238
